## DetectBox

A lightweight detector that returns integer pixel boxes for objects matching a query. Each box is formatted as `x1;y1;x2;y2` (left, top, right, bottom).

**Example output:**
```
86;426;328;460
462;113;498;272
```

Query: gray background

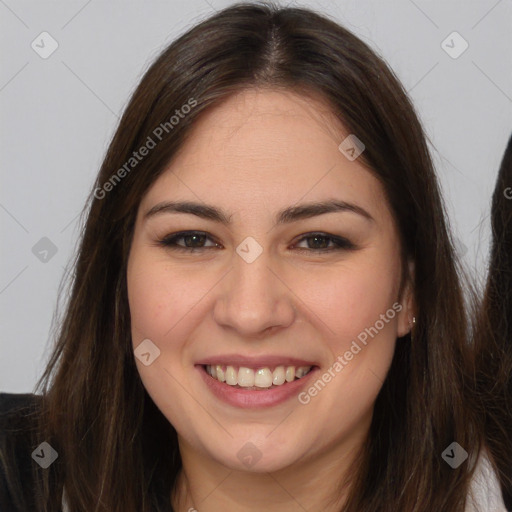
1;0;511;393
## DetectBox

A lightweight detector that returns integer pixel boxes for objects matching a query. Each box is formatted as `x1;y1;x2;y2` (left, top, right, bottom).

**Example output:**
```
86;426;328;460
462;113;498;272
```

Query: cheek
127;253;207;425
304;259;400;342
299;257;401;408
127;253;207;344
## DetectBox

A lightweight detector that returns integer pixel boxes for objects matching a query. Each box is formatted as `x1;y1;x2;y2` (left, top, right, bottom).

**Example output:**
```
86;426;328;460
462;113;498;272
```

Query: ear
396;259;416;338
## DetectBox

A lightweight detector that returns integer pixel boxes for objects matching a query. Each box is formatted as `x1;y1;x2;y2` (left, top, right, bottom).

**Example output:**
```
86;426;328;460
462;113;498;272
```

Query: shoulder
466;447;510;512
0;392;43;511
0;391;42;442
0;391;41;418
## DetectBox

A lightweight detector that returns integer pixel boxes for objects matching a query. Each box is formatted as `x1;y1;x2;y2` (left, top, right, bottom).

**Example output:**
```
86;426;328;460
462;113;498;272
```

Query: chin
205;437;306;474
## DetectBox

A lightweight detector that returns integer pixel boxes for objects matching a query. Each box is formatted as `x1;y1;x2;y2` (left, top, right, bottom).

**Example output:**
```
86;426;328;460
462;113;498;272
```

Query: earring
410;316;416;341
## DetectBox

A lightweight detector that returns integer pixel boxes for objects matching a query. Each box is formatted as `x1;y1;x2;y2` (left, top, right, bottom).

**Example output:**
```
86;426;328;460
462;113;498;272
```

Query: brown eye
157;231;221;252
293;232;356;252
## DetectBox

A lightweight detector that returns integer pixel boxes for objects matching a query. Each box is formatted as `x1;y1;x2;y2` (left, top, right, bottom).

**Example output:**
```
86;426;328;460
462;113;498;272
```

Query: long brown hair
473;133;512;509
4;2;481;510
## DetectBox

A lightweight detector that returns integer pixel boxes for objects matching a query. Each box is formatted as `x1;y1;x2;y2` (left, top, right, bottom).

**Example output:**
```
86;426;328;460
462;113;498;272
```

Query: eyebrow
143;199;374;225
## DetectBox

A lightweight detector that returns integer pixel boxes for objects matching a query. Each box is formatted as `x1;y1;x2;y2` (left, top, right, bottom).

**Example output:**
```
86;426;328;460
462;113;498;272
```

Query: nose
212;248;297;338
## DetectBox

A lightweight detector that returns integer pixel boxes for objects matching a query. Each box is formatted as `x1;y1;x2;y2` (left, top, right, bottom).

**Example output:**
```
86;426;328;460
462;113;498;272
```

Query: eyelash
155;230;356;253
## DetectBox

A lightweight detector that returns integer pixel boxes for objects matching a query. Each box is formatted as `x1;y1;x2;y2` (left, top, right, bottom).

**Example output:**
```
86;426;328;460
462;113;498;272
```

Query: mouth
195;358;319;408
203;364;314;390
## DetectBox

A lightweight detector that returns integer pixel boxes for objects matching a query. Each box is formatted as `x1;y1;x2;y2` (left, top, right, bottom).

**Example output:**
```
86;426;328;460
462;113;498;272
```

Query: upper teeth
205;365;312;388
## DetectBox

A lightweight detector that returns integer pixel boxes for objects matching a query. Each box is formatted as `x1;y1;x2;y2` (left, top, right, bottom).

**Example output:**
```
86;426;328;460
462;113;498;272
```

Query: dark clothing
0;392;62;512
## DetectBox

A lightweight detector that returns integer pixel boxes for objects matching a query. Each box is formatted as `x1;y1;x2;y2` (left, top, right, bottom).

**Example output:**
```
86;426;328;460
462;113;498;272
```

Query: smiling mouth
203;364;314;390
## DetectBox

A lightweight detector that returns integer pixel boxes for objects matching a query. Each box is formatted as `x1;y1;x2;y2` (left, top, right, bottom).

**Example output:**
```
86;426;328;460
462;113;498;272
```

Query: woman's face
127;88;413;473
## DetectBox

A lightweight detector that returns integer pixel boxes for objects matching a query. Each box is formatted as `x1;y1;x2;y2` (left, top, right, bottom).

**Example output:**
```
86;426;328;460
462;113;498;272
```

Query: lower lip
196;365;318;409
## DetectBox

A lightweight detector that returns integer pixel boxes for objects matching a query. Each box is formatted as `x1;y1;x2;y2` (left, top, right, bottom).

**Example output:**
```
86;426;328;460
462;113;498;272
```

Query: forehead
140;88;385;220
178;88;344;167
